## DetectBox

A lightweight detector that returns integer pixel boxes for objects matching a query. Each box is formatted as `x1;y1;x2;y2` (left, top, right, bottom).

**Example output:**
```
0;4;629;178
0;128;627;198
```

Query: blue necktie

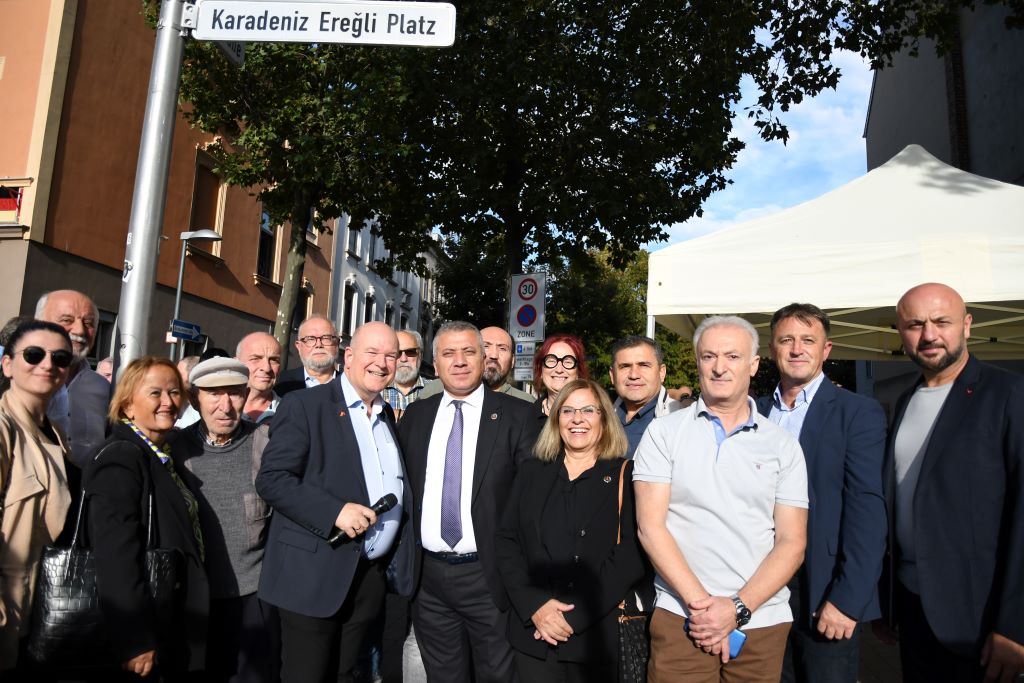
440;400;464;549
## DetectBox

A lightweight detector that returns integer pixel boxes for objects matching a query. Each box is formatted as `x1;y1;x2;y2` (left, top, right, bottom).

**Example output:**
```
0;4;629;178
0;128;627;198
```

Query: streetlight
169;229;222;359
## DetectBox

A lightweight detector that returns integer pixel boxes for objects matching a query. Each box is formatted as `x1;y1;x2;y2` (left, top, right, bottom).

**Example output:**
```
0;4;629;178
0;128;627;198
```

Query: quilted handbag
615;460;650;683
25;467;182;667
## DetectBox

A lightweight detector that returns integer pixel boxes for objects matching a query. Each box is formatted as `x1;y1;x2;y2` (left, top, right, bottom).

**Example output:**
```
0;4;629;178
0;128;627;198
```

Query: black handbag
25;451;182;667
615;460;650;683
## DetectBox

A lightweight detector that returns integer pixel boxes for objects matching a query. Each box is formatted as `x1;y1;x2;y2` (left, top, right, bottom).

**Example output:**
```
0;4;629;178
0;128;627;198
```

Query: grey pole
116;0;187;371
170;237;189;359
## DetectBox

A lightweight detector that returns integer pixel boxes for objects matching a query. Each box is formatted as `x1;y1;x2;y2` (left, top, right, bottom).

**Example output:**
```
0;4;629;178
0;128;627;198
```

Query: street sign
514;356;533;370
185;0;457;47
170;319;202;342
513;368;533;382
509;272;545;342
515;342;535;355
216;40;245;66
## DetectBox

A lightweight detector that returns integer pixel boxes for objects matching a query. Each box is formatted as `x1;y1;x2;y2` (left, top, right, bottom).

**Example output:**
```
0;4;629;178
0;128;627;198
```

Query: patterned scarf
122;419;205;561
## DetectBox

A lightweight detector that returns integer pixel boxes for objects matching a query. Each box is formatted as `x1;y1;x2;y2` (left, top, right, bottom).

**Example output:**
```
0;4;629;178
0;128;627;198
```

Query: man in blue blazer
758;303;887;683
256;321;415;683
886;283;1024;682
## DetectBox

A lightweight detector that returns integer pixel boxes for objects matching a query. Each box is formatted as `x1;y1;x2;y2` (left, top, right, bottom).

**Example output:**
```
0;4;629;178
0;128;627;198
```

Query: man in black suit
757;303;887;683
256;321;415;683
887;283;1024;682
397;321;539;682
275;314;341;397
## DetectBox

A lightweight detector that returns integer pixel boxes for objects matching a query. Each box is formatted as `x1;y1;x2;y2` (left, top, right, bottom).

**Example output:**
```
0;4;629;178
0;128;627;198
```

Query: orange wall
43;0;334;322
0;0;51;176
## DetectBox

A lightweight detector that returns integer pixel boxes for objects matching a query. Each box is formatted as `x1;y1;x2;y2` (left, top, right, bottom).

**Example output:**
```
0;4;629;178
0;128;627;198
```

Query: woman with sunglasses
85;357;209;679
496;379;645;682
0;321;76;672
532;334;590;416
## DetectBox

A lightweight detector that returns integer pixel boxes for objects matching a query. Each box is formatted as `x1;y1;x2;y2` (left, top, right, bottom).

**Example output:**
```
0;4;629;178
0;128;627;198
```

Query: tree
373;0;1024;294
175;38;414;348
167;1;1022;342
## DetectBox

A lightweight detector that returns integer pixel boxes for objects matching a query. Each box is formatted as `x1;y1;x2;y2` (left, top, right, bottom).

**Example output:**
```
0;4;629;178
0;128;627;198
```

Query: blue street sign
170;319;202;342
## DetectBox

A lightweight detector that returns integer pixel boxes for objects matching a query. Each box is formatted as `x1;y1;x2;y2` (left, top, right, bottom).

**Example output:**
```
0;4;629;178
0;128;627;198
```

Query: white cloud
650;49;874;249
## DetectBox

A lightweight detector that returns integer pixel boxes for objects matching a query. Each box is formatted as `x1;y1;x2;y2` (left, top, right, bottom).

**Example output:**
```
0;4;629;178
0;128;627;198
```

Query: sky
652;49;874;248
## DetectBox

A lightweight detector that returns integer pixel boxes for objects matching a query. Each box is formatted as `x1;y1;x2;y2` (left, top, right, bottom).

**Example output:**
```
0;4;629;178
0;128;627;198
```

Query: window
342;283;357;338
291;289;310;333
400;312;408;330
189;155;225;254
347;224;360;257
306;209;318;245
368;234;377;268
89;309;117;367
256;208;278;281
364;294;375;323
384;301;394;327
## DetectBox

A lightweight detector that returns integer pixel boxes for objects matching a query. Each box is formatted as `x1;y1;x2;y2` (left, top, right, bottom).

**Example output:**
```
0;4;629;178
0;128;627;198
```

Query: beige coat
0;390;72;668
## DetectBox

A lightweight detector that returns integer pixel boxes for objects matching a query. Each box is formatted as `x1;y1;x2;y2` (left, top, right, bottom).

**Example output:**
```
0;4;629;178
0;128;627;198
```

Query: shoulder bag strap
616;459;628;545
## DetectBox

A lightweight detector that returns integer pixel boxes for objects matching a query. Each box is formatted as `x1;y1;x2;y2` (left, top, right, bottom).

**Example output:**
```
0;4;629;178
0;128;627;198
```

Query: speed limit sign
517;277;538;301
509;273;545;341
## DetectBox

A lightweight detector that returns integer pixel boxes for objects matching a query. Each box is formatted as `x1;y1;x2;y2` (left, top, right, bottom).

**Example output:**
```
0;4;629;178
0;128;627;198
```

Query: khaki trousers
648;607;790;683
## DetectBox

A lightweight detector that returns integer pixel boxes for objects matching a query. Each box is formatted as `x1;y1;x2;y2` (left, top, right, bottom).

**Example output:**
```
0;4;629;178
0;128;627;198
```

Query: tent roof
647;145;1024;360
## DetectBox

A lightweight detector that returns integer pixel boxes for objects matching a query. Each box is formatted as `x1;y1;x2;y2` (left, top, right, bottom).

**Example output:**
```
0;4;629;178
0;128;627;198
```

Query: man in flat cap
173;357;279;681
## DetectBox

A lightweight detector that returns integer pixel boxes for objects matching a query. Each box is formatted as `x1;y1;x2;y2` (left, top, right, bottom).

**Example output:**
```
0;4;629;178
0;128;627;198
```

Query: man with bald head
257;321;415;683
37;289;110;465
887;283;1024;682
236;331;283;424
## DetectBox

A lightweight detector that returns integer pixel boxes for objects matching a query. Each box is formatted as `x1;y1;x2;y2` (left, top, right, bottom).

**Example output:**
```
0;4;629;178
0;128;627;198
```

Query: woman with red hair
532;334;589;415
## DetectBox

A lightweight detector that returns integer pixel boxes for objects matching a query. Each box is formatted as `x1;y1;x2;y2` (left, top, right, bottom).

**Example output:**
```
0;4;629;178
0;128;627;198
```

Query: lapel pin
966;388;973;395
338;410;347;417
490;413;498;420
603;475;612;483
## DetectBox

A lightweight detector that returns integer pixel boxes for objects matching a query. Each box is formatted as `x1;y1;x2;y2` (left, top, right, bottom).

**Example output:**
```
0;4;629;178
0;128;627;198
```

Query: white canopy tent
647;145;1024;360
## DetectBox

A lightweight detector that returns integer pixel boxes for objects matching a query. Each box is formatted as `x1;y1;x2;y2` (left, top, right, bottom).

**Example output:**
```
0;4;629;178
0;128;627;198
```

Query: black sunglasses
19;346;74;369
399;348;420;358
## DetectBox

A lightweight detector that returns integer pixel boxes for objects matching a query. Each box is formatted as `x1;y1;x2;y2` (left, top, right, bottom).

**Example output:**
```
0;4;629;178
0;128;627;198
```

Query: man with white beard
37;289;111;465
275;314;340;396
383;329;429;422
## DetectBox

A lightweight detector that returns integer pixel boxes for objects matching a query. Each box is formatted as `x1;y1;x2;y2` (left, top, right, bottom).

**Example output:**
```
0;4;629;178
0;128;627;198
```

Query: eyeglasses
298;334;339;347
19;346;74;369
398;348;420;358
559;405;600;419
542;354;578;369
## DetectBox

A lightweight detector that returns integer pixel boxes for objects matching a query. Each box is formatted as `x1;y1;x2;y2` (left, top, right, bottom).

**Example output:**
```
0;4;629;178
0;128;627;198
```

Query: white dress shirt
420;383;485;553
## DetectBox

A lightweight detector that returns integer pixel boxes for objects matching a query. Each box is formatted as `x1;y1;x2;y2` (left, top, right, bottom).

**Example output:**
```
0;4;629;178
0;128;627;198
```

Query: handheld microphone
371;493;399;516
328;493;399;546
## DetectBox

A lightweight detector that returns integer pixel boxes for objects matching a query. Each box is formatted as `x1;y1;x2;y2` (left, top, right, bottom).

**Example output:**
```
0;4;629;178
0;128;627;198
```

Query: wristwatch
731;595;752;628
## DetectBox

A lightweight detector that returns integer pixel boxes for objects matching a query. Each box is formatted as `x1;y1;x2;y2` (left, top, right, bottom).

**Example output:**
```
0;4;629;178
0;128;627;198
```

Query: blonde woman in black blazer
497;379;646;682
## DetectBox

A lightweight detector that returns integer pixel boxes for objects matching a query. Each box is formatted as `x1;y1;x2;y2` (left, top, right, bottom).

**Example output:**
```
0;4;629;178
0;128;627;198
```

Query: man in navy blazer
758;303;887;683
256;321;415;683
886;283;1024;682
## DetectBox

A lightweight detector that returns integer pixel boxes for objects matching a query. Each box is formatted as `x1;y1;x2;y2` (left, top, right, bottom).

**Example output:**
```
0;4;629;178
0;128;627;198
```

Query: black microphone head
372;493;399;515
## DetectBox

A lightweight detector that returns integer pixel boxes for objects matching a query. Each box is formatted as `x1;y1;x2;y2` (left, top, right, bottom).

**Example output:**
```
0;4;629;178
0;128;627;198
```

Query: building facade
864;5;1024;183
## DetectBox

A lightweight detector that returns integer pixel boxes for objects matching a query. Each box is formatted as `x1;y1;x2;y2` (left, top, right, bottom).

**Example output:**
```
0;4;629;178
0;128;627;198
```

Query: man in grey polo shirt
634;315;808;682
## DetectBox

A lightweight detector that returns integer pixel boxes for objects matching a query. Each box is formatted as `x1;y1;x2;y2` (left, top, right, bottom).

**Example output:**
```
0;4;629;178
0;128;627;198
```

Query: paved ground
859;626;903;683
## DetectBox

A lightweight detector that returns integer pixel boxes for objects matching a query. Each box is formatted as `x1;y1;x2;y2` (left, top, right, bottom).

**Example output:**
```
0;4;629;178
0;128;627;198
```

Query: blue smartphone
684;619;747;659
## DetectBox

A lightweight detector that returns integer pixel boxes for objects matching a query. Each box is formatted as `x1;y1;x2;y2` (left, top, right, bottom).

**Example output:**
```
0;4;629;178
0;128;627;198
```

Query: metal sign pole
116;0;188;372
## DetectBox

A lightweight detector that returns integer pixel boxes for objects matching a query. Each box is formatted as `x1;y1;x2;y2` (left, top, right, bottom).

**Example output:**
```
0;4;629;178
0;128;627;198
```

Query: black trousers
780;571;861;683
412;555;515;683
897;581;985;683
206;593;281;683
278;556;386;683
514;648;612;683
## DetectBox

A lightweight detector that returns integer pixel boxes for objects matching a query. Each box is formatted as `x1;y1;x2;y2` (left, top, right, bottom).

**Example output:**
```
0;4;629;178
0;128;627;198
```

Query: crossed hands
686;596;738;663
335;503;378;539
531;599;575;646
